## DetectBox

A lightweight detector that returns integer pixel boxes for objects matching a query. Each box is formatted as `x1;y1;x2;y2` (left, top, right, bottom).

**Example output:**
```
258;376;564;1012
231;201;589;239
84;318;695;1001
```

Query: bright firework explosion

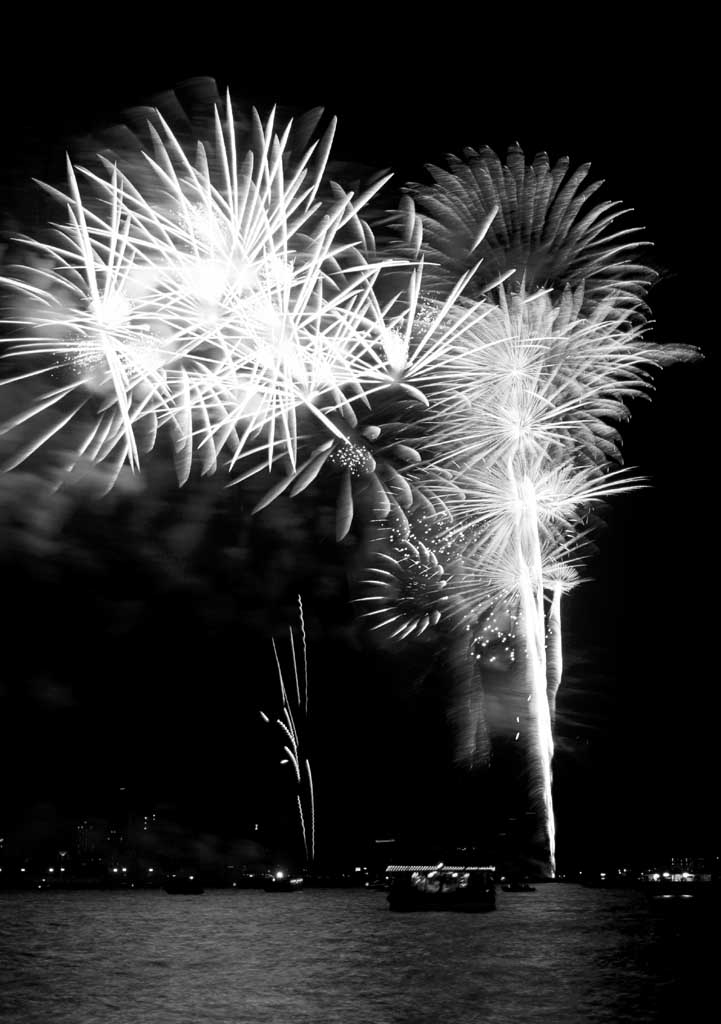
0;93;428;490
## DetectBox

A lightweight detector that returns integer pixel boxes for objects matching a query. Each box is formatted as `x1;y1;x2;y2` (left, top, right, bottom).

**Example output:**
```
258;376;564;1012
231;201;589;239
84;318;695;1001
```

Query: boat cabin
385;863;496;912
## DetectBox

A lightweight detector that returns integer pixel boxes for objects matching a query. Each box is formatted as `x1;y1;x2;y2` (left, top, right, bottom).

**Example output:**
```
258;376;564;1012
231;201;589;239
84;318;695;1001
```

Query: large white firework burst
0;96;419;488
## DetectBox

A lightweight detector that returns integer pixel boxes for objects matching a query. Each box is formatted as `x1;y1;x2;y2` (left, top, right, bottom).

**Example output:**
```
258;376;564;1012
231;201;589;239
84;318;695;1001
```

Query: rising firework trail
260;596;315;866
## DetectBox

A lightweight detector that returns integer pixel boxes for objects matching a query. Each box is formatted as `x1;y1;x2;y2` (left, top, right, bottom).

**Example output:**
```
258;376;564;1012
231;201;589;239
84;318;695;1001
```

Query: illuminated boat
263;870;304;892
386;863;496;912
642;870;717;898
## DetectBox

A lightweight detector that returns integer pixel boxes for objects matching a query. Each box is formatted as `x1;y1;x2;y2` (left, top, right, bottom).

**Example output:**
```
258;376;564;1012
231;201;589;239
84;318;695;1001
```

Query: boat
163;875;204;895
641;873;717;899
386;863;496;912
502;881;536;893
263;870;304;892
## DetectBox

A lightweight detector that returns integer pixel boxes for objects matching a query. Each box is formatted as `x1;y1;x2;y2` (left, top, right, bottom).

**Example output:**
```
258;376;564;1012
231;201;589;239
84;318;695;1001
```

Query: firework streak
260;597;315;865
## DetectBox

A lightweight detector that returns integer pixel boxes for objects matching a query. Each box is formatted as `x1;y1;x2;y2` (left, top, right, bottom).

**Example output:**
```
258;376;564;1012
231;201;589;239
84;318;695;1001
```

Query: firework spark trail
260;597;314;865
305;758;315;872
545;581;564;729
513;468;556;874
297;593;309;715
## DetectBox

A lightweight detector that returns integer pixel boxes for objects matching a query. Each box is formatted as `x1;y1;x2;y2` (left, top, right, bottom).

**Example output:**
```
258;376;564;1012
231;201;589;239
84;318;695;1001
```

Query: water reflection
0;884;712;1023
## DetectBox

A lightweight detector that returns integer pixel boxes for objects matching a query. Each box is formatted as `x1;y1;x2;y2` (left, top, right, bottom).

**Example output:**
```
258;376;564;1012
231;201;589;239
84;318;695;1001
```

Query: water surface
0;885;710;1022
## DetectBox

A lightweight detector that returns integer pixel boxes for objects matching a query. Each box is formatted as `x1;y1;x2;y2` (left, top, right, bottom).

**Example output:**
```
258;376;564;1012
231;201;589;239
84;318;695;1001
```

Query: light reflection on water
0;885;711;1023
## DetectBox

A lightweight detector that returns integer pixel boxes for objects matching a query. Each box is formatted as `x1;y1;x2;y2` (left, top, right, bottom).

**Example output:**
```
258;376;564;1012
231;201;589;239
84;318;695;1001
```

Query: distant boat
164;876;204;895
502;882;536;893
642;874;717;898
386;864;496;913
263;871;304;893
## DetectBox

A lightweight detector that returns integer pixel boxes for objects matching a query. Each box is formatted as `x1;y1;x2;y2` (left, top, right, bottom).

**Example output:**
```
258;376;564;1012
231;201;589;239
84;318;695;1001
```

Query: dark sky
0;16;714;867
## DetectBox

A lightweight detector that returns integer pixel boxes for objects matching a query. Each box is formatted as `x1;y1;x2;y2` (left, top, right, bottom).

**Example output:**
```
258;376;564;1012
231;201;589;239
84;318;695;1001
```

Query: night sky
0;16;713;869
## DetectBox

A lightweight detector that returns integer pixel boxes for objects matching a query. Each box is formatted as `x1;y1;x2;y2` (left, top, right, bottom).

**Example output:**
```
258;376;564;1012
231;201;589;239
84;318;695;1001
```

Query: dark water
0;885;711;1023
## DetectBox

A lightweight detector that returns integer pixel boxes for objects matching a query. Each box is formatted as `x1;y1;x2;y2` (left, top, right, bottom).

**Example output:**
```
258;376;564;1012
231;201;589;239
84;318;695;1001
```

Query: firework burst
0;96;419;488
234;259;504;539
388;143;656;312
